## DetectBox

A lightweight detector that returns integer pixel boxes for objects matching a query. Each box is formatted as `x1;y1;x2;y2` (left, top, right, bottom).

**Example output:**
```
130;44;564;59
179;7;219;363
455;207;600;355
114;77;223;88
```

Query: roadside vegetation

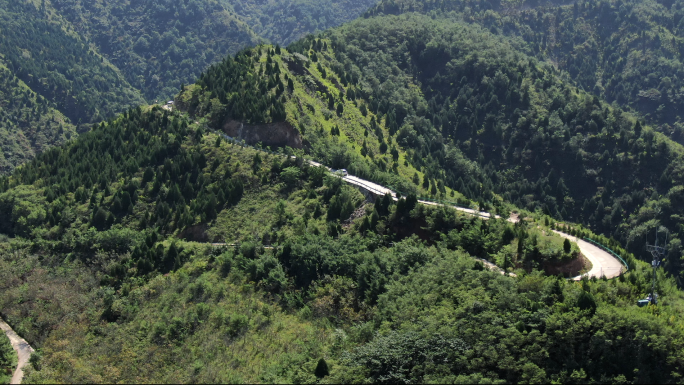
0;105;681;383
0;331;16;384
3;0;684;382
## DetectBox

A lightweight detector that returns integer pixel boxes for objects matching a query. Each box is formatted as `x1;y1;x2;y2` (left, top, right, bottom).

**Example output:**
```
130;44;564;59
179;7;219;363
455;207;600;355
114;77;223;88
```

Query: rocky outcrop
543;254;590;278
223;119;303;149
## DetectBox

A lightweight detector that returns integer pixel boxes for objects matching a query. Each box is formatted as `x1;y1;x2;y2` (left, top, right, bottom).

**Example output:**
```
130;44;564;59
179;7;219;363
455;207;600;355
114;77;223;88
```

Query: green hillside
367;0;684;142
0;0;141;174
0;105;682;383
176;44;448;202
0;65;77;175
3;1;684;383
180;13;684;284
47;0;261;101
0;0;381;173
271;13;684;284
0;0;145;124
229;0;383;45
45;0;382;102
0;331;15;384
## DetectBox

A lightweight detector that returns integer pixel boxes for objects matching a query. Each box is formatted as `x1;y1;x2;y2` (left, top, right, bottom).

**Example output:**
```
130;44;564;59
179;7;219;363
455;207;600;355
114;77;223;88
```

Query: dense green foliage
179;44;439;201
334;255;683;384
367;0;684;141
47;0;379;101
0;107;246;268
232;0;380;45
0;101;682;383
48;0;260;101
281;13;684;284
0;67;77;174
0;0;145;124
0;330;15;384
6;1;684;383
0;0;379;173
176;14;684;284
182;48;287;124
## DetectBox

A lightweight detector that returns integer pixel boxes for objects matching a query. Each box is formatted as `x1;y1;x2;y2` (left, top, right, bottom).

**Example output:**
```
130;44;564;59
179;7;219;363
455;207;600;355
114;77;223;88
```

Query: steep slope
45;0;381;102
0;0;143;175
47;0;262;101
0;0;145;125
0;65;77;175
367;0;684;142
284;13;684;282
176;44;463;204
0;105;681;384
167;16;684;282
228;0;381;45
0;0;383;173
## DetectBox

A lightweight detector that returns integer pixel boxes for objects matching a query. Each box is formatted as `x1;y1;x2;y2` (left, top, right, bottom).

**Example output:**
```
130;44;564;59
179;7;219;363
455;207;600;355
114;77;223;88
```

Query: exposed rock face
222;119;303;149
543;253;590;278
178;223;209;242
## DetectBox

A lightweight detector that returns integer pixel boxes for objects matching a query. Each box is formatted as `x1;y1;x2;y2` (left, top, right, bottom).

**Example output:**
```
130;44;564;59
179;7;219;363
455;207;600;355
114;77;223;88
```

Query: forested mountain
174;12;684;284
0;0;142;173
229;0;383;45
367;0;684;142
277;13;684;285
0;105;682;383
0;0;145;124
0;66;77;175
47;0;261;101
0;0;380;173
4;0;684;383
47;0;381;101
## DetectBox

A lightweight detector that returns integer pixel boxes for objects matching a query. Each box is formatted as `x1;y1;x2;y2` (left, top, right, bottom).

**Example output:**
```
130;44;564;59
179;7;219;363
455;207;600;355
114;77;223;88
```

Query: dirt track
0;318;33;384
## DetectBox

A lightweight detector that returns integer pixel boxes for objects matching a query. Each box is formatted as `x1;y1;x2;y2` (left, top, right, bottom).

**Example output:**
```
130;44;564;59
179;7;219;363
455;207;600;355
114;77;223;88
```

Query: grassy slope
181;44;467;205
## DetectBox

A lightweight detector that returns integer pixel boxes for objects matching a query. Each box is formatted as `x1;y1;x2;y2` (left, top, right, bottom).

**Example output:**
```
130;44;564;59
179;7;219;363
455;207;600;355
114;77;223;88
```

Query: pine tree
92;207;108;230
314;358;330;378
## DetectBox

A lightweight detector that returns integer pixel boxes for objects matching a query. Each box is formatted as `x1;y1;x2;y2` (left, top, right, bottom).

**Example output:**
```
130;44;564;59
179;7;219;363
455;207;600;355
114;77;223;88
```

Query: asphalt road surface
553;230;625;280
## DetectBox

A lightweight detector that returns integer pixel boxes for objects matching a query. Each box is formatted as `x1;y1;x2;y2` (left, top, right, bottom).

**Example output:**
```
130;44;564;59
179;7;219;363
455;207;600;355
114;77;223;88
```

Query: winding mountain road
0;318;33;384
215;132;626;279
326;165;625;279
553;231;624;280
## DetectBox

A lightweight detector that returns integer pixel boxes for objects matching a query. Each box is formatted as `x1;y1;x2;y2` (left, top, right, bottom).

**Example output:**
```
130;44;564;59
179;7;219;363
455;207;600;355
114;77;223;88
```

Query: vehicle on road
333;169;348;177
